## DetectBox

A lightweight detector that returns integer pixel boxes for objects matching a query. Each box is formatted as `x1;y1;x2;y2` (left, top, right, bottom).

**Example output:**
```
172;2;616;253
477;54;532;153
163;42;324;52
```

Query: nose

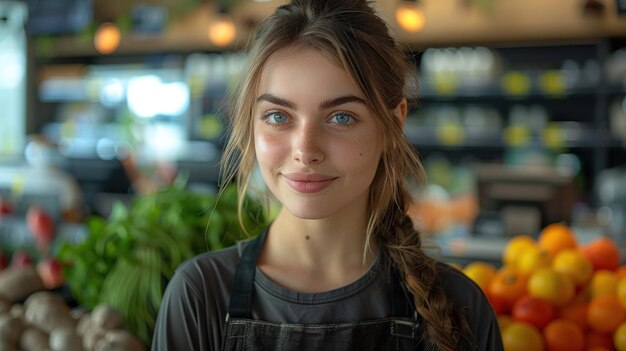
292;123;324;165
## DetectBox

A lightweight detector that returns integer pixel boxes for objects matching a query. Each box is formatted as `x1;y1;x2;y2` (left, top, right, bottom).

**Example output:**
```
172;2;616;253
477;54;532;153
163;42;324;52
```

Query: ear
393;98;408;127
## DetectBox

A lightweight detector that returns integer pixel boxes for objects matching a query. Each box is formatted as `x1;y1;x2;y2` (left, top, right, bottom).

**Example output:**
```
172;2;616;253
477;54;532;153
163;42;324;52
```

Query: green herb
57;179;266;345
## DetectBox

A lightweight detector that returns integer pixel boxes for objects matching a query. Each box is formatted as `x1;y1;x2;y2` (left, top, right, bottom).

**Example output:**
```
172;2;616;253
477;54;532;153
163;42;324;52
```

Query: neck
258;206;379;292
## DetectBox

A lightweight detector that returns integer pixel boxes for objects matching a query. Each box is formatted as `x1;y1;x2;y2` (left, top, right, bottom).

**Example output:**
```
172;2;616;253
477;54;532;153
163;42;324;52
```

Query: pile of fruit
461;223;626;351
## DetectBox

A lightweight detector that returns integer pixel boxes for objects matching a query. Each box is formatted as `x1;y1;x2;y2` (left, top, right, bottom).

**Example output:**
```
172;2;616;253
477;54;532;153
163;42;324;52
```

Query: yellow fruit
552;249;593;287
528;268;575;307
462;261;497;292
615;322;626;351
618;277;626;309
517;246;552;276
590;270;619;300
502;322;544;351
503;235;536;267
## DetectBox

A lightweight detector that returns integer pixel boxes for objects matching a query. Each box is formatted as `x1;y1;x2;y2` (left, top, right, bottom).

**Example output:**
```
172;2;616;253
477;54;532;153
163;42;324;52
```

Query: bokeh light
208;17;237;47
94;22;121;55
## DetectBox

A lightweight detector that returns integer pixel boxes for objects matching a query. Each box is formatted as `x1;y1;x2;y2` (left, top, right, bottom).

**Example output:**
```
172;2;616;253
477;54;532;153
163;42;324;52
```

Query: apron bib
220;230;426;351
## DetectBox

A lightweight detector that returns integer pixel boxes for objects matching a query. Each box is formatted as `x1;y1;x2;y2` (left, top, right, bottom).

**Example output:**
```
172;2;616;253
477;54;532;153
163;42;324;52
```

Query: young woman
152;1;503;350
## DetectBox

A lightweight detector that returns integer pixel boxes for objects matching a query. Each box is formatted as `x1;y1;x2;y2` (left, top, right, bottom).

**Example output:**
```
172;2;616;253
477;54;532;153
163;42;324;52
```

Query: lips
282;172;337;193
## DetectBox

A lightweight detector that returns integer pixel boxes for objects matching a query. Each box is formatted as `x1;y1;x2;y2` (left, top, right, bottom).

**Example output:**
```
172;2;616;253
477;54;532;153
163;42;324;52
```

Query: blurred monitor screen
473;163;577;237
25;0;93;35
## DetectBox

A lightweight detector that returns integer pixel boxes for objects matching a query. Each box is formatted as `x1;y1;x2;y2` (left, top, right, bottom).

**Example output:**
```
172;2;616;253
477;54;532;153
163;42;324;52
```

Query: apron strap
390;265;417;320
227;229;268;319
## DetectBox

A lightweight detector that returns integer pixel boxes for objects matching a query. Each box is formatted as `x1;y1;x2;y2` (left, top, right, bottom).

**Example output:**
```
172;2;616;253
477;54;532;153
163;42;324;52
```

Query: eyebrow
256;93;296;109
256;93;366;110
320;95;367;109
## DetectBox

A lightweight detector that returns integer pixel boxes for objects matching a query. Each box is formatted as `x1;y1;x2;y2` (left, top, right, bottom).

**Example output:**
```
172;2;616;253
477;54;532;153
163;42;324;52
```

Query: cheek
351;131;382;166
254;131;285;165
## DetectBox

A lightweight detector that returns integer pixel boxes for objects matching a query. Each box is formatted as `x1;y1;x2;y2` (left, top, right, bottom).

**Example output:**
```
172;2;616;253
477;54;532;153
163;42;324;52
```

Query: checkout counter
419;163;626;266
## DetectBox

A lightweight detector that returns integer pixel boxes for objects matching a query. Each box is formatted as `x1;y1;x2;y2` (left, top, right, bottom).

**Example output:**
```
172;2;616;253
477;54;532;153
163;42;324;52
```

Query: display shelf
405;126;624;149
411;39;626;210
418;84;625;102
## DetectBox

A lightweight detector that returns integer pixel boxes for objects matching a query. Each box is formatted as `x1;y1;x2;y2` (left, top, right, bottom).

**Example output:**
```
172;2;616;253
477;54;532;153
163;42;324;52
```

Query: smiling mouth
282;173;337;193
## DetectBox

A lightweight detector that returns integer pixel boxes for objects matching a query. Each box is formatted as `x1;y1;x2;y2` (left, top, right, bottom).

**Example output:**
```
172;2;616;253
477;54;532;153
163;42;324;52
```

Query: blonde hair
220;1;475;349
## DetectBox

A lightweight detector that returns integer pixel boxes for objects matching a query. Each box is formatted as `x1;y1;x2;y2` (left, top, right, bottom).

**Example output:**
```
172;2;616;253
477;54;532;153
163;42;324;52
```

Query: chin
288;209;329;221
283;203;334;221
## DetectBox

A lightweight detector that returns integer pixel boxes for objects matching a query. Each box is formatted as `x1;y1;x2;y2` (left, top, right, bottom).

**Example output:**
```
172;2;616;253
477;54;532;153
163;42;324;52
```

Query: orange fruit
581;236;621;271
615;322;626;351
538;223;577;256
552;249;593;287
557;301;588;329
502;322;545;351
517;246;553;276
462;261;497;292
503;235;536;267
585;330;614;350
511;295;555;330
590;269;619;300
543;318;585;351
618;277;626;309
488;266;528;312
587;295;626;334
527;268;575;307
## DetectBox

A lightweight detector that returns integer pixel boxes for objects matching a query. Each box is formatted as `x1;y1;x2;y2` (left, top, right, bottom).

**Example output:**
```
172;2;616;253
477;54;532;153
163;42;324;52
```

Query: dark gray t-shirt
151;240;503;350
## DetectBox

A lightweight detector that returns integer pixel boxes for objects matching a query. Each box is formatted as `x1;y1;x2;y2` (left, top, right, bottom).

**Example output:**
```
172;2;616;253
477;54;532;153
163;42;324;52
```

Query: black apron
220;230;426;351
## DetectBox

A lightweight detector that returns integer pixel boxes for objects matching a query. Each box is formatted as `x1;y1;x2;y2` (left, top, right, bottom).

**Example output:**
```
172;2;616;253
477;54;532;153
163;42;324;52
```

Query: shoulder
435;261;493;323
152;240;252;351
172;239;252;296
435;262;489;311
435;261;504;350
177;243;242;280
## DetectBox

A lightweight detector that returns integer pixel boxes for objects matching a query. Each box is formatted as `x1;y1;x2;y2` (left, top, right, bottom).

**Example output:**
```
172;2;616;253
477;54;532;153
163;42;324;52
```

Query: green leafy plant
57;179;266;345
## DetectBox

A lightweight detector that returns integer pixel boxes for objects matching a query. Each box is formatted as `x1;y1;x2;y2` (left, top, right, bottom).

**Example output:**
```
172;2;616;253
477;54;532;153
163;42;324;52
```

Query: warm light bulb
94;22;121;55
395;2;425;33
208;17;237;47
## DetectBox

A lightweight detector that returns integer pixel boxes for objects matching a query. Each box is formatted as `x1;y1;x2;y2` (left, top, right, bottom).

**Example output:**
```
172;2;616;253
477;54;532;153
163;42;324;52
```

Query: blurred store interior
1;0;626;263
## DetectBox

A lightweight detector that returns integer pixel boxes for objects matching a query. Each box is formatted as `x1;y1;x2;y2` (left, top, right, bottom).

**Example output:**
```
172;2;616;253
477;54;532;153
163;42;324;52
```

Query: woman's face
253;47;384;220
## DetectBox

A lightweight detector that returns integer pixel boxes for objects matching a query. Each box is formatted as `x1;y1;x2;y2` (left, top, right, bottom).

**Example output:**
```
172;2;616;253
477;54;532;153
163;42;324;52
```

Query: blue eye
265;111;289;125
330;113;355;126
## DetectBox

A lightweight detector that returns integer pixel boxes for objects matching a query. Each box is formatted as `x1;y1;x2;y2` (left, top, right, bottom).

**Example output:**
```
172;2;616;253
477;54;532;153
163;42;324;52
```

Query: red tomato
511;295;556;330
486;290;509;315
26;205;56;254
0;201;12;215
37;258;64;289
488;266;528;313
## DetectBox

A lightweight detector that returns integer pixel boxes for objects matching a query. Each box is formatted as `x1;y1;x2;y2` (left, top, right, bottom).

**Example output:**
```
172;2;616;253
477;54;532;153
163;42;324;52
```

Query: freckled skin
253;47;383;222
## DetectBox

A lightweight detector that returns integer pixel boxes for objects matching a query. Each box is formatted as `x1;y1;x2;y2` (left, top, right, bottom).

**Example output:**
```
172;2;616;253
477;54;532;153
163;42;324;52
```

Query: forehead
257;46;362;96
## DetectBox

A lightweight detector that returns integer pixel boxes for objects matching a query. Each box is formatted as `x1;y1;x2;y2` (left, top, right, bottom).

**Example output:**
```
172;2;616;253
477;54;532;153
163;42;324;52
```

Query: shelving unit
407;39;626;210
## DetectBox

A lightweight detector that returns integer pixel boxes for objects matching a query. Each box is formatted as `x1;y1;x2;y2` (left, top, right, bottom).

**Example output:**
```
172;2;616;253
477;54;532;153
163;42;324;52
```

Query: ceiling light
208;8;237;48
94;22;121;55
395;0;425;33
